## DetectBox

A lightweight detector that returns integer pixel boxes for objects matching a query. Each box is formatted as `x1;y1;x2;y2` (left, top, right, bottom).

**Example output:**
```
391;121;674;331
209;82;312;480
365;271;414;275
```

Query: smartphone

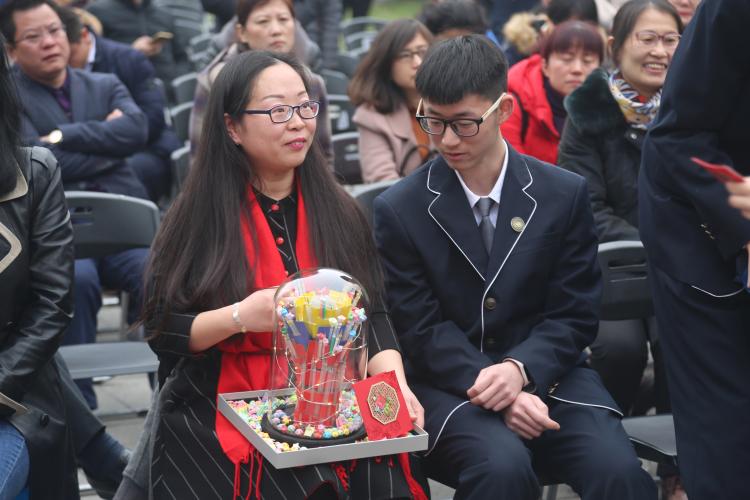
691;157;744;183
151;31;174;42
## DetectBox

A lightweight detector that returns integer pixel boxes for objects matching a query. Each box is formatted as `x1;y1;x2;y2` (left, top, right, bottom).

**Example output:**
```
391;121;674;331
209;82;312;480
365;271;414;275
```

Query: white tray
218;389;429;468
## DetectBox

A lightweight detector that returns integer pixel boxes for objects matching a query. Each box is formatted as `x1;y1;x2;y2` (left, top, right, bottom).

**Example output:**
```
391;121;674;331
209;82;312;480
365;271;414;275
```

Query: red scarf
215;182;316;498
214;183;427;500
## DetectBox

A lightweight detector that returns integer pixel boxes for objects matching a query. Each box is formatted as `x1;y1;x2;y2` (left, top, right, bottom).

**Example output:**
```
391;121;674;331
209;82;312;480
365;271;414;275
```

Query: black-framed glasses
242;100;320;123
416;94;505;137
396;46;428;62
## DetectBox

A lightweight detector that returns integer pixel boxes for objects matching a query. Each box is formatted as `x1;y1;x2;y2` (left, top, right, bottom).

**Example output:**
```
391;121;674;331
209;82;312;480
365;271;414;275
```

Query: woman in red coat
501;20;603;165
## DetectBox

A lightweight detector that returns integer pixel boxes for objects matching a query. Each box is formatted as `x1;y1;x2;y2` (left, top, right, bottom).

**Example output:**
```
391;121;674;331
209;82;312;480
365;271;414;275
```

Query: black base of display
260;407;366;448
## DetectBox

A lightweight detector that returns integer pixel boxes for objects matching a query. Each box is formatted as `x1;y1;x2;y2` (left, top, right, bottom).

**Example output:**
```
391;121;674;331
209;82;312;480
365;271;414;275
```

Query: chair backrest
169;101;193;144
331;132;362;185
170;143;191;191
351;179;399;226
320;69;350;96
65;191;160;259
171;72;198;105
327;94;356;134
597;240;654;321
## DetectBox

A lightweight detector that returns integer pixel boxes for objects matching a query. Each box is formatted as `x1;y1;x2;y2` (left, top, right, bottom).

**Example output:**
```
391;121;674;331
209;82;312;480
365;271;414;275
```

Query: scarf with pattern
608;70;661;130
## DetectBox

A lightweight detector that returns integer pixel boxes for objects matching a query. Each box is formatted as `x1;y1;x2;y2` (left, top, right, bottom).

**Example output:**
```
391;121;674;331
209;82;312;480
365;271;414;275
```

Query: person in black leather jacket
0;35;129;499
0;30;78;496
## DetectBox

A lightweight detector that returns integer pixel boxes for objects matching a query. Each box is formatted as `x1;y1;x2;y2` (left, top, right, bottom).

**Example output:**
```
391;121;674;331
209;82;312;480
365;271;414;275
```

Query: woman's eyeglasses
243;100;320;123
633;30;681;49
396;47;428;62
415;94;505;137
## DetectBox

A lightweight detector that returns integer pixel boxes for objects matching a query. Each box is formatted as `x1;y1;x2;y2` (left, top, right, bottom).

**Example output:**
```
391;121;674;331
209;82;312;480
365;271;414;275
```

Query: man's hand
466;361;525;411
728;177;750;220
132;35;164;57
106;108;123;121
503;392;560;440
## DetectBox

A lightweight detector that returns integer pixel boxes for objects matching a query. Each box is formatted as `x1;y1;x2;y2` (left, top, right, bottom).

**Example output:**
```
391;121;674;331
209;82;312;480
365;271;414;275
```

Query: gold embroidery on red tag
367;381;400;425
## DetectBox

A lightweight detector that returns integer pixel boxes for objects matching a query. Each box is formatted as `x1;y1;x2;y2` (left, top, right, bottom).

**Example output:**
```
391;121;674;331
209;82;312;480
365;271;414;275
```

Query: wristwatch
47;129;63;144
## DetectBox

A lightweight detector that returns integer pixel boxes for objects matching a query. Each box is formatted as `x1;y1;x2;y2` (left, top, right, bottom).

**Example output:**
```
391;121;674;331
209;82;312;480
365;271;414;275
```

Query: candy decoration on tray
265;269;369;446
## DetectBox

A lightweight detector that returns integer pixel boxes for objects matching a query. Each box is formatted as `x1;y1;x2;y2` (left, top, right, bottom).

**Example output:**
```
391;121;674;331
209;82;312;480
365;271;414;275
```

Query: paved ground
80;306;658;499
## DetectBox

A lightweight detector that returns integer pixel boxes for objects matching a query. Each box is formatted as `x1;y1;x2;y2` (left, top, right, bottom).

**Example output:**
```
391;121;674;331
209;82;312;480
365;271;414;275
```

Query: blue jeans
0;420;28;500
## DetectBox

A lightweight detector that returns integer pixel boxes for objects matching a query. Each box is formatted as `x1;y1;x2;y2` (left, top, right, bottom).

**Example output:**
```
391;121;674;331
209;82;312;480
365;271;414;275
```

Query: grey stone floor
80;306;658;499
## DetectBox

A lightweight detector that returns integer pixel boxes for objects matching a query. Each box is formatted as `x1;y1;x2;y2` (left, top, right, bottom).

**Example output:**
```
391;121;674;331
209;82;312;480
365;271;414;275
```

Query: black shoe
83;448;131;499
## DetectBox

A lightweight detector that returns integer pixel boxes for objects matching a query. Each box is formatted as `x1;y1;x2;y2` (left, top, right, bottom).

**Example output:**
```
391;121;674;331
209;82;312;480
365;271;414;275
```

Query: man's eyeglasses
416;94;505;137
15;23;65;45
396;47;428;62
242;100;320;123
634;30;681;49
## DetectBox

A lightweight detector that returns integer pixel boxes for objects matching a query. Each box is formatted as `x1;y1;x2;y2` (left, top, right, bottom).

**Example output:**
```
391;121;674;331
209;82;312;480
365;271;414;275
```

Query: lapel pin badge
510;217;525;233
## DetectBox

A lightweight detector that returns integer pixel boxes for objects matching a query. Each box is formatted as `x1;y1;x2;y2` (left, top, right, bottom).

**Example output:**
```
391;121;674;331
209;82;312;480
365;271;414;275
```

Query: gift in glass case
262;268;368;446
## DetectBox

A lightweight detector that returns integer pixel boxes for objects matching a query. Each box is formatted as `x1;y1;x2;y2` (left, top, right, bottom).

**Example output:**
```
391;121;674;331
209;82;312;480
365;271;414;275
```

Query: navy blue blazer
92;33;167;144
15;66;148;198
639;0;750;296
374;146;618;425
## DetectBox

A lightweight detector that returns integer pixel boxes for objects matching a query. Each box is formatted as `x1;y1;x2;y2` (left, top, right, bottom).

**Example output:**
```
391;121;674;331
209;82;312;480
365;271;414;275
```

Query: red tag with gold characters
352;371;413;440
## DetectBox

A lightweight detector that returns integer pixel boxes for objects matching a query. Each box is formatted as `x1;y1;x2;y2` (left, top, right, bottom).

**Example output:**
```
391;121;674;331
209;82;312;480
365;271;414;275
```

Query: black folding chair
331;132;362;185
62;191;160;380
169;101;193;144
170;72;198;105
597;241;678;471
327;94;356;134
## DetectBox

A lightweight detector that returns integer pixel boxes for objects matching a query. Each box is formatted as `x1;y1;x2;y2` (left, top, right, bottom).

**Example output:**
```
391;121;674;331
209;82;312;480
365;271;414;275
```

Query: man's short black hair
0;0;61;45
415;34;507;105
57;5;83;44
419;0;488;36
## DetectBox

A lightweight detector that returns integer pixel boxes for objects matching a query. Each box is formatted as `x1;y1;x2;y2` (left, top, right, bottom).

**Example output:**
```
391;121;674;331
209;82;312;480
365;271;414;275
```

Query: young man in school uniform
373;35;656;500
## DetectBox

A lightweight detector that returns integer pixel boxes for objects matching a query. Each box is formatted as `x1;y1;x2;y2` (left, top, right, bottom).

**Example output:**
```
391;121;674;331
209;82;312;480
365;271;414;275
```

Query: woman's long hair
143;51;383;333
348;19;433;114
0;35;23;196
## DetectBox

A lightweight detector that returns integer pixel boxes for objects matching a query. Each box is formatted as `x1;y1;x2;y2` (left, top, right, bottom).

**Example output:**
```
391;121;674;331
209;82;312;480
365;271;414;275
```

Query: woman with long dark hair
349;19;434;183
143;50;427;499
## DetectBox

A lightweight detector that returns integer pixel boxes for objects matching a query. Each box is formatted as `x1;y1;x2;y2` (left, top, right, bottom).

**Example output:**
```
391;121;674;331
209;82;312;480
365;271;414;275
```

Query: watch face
49;130;63;144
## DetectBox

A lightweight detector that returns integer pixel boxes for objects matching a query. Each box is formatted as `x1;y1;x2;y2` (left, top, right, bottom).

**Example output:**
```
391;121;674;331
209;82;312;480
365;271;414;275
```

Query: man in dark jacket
63;6;178;201
639;0;750;497
86;0;191;87
0;0;150;410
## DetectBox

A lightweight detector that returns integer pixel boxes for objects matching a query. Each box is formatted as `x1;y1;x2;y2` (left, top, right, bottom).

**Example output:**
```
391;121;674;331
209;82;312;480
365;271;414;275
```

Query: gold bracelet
231;302;246;333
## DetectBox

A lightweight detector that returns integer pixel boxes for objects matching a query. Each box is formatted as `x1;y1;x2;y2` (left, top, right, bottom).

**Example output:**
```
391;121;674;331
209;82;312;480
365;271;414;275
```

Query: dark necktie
51;87;72;120
476;197;495;254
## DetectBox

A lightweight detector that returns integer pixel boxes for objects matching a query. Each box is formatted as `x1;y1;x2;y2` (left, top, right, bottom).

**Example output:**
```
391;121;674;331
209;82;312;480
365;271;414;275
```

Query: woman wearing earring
558;1;685;497
143;50;427;499
349;19;435;183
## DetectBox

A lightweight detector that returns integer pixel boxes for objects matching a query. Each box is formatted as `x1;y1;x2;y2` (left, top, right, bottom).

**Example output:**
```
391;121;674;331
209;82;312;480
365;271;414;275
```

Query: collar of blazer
426;146;537;286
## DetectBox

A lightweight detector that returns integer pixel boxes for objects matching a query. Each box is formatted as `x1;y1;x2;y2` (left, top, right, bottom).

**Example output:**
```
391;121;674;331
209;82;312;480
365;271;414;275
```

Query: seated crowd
4;0;749;499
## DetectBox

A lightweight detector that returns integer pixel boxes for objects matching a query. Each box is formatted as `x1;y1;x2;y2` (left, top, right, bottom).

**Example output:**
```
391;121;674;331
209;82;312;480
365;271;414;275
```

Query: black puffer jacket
0;147;79;499
558;68;645;243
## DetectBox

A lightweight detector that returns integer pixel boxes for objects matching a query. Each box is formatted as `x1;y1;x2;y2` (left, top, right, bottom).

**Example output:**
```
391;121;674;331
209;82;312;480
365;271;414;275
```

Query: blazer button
484;297;497;310
40;414;50;427
485;338;497;348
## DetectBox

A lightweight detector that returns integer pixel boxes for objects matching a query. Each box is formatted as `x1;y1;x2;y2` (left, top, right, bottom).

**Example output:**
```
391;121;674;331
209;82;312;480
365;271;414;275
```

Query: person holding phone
639;0;750;497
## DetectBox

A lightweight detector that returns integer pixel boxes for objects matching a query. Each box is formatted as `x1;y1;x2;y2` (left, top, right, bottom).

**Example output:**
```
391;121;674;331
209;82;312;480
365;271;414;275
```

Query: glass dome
263;268;368;446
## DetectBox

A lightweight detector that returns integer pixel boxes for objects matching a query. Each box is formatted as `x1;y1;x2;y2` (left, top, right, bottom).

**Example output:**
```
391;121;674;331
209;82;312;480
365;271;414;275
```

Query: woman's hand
400;383;425;429
237;288;277;333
